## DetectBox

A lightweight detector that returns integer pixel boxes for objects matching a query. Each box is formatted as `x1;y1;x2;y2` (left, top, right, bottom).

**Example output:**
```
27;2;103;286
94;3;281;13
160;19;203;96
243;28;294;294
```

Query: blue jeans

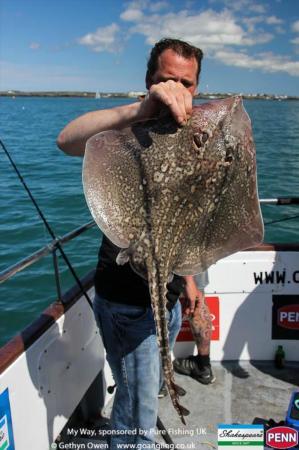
93;294;182;449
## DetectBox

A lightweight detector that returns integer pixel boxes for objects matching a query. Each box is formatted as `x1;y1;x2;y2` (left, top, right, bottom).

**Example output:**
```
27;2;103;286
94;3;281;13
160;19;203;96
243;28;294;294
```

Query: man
57;38;213;448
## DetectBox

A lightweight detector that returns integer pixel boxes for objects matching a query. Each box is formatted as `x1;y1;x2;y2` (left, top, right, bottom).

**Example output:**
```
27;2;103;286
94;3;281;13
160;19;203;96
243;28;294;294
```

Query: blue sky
1;0;299;95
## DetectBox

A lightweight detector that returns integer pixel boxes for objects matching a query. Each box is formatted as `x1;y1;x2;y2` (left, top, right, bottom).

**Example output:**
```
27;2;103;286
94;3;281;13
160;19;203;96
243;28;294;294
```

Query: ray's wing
82;128;146;248
172;97;264;276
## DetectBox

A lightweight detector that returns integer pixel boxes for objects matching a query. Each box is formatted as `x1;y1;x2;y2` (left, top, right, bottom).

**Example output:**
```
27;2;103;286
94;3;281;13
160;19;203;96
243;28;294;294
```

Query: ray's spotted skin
83;96;264;423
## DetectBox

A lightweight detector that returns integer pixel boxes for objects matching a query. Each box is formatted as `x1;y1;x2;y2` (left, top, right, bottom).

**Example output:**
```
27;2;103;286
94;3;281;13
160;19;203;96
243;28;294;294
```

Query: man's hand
183;275;204;317
138;80;193;126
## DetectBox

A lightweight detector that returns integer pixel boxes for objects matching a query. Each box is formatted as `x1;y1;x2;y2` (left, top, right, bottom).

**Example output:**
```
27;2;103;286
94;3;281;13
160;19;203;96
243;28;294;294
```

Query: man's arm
57;80;192;157
56;102;143;157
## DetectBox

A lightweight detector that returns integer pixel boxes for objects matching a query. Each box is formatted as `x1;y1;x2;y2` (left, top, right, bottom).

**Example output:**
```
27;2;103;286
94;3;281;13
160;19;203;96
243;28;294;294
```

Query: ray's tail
147;256;190;425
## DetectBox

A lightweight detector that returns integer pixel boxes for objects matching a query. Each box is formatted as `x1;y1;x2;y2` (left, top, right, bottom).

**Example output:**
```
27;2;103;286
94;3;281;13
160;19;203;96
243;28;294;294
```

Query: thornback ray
82;96;264;424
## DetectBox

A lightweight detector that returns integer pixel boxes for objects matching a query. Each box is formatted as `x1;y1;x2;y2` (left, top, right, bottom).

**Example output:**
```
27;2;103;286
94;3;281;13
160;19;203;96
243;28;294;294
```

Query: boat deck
56;361;299;449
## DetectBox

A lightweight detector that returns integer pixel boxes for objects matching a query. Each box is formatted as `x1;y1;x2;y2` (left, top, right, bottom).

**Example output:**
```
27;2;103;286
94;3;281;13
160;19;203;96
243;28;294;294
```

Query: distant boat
95;90;101;99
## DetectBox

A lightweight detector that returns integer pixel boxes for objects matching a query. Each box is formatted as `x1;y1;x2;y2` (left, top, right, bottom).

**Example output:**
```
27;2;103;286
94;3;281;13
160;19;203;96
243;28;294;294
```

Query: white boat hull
0;246;298;449
175;249;299;361
0;286;113;450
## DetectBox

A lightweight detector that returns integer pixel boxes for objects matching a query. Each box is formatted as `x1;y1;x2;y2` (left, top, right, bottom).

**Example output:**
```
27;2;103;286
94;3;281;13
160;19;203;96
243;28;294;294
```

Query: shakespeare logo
218;424;264;448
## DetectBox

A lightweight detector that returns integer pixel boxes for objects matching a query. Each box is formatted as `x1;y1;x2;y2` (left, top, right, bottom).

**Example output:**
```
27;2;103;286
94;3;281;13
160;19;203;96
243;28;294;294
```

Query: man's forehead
157;49;198;74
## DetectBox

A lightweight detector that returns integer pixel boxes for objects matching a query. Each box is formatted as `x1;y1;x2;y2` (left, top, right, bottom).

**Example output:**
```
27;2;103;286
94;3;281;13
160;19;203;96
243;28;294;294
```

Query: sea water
0;96;299;346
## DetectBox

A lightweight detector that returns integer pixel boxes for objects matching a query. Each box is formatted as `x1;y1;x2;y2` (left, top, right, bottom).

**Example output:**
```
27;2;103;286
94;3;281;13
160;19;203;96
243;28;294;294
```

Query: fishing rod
265;214;299;226
0;138;92;308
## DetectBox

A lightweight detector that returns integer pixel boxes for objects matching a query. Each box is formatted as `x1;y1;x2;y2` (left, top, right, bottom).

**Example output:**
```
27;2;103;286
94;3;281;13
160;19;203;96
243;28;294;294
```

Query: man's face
149;48;198;96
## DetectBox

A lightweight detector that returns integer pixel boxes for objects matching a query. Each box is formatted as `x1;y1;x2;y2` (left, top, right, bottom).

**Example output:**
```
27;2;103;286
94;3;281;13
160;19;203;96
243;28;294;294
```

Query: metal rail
0;220;96;284
260;197;299;205
1;197;299;286
0;138;94;306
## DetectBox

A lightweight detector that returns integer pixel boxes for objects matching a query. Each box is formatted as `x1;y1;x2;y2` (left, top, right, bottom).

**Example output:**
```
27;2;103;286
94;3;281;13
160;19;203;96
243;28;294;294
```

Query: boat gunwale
1;242;299;375
0;269;95;375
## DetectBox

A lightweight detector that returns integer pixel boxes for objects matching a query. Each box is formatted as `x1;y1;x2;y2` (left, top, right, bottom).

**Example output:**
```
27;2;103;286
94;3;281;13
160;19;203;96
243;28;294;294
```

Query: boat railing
0;220;97;302
260;198;299;205
1;197;299;300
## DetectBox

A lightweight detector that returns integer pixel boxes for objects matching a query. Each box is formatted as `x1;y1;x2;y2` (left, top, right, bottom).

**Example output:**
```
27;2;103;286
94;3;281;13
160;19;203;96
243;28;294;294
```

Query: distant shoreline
1;90;298;101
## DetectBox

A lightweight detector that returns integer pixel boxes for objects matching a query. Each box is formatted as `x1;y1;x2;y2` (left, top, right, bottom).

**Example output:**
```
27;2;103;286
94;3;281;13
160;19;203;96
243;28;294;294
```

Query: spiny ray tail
147;256;189;424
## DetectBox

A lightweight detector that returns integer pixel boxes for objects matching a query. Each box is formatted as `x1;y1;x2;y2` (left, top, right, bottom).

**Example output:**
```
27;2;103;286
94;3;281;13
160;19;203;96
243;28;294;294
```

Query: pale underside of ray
83;96;264;276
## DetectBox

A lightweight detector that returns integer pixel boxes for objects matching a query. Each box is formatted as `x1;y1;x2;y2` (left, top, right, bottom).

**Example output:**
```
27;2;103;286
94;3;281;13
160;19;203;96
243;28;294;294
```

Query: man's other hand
183;276;204;317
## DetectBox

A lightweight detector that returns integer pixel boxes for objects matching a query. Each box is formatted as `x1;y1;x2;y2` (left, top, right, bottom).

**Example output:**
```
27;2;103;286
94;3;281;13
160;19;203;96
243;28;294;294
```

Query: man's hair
146;38;203;89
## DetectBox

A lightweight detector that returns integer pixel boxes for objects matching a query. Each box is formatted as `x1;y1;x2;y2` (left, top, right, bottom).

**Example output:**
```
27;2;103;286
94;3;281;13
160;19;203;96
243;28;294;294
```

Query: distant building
127;91;146;98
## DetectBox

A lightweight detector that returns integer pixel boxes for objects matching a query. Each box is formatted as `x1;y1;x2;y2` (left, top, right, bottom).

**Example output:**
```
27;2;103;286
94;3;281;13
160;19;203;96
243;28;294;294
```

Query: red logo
266;426;298;449
177;296;219;342
277;305;299;330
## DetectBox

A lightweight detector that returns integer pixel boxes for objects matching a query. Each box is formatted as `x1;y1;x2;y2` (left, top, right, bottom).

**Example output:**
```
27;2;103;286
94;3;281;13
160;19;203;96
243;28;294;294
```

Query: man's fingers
149;81;192;125
167;81;190;124
153;86;186;125
183;89;193;119
189;297;196;313
168;92;187;125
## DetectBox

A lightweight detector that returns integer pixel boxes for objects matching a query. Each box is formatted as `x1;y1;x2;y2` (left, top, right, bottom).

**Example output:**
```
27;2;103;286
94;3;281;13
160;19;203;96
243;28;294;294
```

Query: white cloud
125;8;273;51
125;0;148;7
214;49;299;76
265;15;283;25
78;23;120;53
120;8;143;21
76;2;296;80
120;0;168;20
249;3;266;14
148;1;169;12
244;32;273;45
292;20;299;33
291;20;299;47
29;42;40;50
120;3;299;80
242;15;284;34
275;26;285;34
242;15;264;33
210;0;266;14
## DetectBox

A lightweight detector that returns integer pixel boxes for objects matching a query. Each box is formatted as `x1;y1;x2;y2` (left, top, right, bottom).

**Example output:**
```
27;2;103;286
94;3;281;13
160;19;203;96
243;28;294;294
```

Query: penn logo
278;305;299;330
266;426;298;449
